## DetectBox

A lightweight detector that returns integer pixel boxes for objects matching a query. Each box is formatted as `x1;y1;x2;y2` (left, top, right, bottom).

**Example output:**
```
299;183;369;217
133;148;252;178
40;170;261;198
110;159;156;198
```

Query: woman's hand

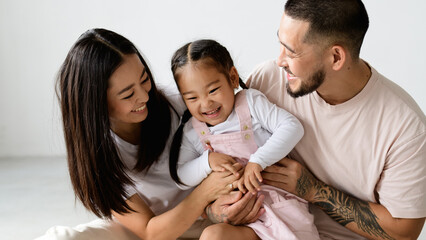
198;162;243;202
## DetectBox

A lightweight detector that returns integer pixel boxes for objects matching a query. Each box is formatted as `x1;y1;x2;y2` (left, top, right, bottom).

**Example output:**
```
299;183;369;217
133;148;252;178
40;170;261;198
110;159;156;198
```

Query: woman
52;28;240;239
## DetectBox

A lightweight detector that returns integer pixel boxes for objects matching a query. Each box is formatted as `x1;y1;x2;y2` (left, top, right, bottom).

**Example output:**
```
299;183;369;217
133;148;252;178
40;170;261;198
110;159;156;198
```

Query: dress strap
234;90;253;132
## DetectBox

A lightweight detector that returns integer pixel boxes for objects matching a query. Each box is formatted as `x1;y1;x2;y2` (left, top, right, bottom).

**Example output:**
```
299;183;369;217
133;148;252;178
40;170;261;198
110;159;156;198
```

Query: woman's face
107;54;152;132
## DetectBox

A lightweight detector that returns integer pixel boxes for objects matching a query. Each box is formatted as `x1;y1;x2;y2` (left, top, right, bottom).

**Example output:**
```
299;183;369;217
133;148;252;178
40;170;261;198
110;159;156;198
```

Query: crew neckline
111;130;139;151
312;63;378;112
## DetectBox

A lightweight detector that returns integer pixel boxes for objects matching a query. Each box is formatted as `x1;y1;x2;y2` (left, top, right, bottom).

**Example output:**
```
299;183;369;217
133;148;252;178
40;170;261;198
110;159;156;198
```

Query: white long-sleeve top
177;88;304;189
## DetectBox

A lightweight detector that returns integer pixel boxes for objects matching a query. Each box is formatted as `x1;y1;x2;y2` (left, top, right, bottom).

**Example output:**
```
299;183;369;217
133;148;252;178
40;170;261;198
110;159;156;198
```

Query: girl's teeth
205;108;219;115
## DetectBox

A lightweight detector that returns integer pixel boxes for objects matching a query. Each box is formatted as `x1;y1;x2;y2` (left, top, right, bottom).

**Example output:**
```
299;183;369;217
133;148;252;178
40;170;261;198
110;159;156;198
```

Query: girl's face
177;63;239;126
107;54;152;132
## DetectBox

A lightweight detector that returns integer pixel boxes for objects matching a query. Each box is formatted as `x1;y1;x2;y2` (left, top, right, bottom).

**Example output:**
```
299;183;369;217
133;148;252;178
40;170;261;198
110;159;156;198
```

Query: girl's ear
229;66;239;88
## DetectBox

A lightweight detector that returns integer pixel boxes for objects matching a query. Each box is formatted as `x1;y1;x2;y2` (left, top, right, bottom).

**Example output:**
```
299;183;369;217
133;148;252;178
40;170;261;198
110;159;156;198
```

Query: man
208;0;426;239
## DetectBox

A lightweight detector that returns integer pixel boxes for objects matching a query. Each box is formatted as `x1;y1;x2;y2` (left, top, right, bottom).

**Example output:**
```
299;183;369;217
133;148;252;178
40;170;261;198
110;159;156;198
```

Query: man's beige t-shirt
247;60;426;239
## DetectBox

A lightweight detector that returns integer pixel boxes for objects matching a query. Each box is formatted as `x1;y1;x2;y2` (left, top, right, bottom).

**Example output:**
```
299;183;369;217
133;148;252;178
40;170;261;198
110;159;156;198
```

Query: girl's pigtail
239;77;248;89
169;109;192;185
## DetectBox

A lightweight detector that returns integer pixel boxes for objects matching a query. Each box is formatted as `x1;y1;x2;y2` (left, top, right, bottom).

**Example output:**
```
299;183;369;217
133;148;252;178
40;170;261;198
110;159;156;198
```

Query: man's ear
229;66;240;88
330;45;346;71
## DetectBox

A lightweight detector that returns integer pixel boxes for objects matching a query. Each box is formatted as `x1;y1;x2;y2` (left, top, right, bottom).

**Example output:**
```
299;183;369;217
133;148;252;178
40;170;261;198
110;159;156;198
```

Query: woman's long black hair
57;28;172;218
169;39;247;185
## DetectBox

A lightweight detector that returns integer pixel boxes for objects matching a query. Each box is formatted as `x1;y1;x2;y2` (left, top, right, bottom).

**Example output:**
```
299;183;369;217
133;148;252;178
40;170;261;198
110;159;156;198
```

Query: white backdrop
0;0;425;157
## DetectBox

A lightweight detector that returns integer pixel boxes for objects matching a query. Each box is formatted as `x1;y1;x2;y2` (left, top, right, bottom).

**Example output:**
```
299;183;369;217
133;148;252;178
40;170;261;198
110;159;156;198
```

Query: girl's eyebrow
117;68;147;96
205;80;220;88
181;80;220;96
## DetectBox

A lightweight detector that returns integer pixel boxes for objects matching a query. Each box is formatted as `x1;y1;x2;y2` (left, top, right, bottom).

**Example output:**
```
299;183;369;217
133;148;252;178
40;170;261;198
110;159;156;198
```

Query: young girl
52;29;241;240
170;39;320;240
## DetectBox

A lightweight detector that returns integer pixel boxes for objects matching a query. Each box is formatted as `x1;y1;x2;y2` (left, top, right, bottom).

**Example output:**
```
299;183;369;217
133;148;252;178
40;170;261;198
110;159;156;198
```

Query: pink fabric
192;90;320;240
192;90;258;166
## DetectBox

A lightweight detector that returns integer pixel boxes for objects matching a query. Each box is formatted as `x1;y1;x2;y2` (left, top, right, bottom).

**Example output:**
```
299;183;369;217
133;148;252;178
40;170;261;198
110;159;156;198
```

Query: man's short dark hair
285;0;369;59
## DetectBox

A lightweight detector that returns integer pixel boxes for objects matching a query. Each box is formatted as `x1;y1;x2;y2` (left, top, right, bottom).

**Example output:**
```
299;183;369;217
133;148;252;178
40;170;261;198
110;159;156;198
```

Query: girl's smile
176;62;239;126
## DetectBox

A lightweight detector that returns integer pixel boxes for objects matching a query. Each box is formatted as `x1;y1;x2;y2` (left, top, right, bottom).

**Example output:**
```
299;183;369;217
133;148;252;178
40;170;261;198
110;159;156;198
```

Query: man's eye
286;53;295;59
122;92;134;100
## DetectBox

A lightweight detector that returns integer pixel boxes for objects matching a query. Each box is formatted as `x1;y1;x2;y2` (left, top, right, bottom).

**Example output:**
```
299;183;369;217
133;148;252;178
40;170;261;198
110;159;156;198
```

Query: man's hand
261;157;317;201
205;191;265;225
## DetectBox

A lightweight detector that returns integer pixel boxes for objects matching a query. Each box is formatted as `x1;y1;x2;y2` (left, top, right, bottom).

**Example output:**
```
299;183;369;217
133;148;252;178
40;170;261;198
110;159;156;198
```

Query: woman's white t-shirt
112;89;192;215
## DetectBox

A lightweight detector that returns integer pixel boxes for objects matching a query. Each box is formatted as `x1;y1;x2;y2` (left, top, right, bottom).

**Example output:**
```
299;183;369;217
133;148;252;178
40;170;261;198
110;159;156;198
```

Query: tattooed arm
262;157;425;240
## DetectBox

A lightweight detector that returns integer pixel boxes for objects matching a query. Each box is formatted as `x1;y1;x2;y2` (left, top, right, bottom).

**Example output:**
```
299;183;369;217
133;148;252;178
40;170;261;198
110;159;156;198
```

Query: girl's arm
176;125;212;189
113;170;238;240
176;123;240;188
247;89;304;169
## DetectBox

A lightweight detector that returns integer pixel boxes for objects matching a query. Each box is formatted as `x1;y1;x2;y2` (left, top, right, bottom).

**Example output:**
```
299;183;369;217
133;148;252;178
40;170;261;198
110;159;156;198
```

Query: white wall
0;0;425;157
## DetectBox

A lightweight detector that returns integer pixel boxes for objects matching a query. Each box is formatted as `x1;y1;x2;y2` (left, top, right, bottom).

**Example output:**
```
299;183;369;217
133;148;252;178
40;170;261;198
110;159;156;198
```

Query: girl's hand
238;162;263;194
208;152;240;177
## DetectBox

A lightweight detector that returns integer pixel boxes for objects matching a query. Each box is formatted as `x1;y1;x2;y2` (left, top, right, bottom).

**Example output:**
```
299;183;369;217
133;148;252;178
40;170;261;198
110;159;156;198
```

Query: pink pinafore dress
192;90;320;240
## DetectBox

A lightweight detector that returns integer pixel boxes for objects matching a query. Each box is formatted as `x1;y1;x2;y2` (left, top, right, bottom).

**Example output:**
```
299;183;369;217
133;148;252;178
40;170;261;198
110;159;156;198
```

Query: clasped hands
206;152;318;225
208;152;263;195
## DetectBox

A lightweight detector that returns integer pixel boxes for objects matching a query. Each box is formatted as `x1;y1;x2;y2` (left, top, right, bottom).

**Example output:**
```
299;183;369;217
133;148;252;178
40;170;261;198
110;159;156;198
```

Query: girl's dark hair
169;39;247;184
285;0;369;59
57;28;172;218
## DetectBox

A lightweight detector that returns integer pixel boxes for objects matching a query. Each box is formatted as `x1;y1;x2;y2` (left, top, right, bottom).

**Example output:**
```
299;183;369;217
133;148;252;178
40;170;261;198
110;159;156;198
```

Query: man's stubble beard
286;68;325;98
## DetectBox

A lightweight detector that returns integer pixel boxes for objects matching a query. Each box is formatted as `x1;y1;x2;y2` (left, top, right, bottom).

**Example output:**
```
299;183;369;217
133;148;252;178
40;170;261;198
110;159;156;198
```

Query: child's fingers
251;178;261;191
248;174;261;192
245;177;257;194
224;155;236;164
238;179;247;194
255;170;263;183
211;165;225;172
222;164;240;177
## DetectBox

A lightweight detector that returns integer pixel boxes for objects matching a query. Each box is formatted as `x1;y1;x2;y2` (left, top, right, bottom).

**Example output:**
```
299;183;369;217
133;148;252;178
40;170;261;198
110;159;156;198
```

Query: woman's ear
229;66;239;88
330;45;346;71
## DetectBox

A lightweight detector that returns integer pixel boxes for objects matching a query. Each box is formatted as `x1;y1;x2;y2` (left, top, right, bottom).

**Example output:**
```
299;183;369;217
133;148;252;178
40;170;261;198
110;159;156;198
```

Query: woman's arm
113;170;239;240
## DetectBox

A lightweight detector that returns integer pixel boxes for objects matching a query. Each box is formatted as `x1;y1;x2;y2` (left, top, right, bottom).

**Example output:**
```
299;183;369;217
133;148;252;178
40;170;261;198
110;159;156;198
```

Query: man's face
277;13;326;98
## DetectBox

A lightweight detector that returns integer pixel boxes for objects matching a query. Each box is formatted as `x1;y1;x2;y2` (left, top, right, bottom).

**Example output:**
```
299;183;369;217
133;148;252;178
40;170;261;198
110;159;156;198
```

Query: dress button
245;134;250;140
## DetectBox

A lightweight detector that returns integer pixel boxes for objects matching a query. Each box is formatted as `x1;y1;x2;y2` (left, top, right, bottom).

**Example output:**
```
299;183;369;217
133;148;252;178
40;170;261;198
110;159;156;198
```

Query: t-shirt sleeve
377;130;426;218
245;59;287;107
123;183;138;199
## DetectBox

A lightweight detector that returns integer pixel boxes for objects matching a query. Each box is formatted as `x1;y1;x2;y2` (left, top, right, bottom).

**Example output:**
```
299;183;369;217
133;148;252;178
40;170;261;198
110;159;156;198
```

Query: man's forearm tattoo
298;173;394;240
296;168;314;198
